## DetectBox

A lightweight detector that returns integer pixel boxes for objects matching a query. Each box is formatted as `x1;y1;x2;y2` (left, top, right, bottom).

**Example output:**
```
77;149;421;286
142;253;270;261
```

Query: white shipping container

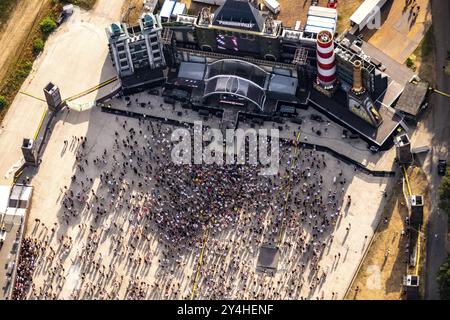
304;25;334;34
350;0;388;30
263;0;280;14
308;6;337;19
306;15;336;26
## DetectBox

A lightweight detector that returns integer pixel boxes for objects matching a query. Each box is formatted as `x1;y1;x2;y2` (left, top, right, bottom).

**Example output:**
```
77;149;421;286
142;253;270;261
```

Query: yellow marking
19;91;46;102
34;107;48;140
190;229;209;300
65;77;118;102
432;88;450;99
403;166;412;196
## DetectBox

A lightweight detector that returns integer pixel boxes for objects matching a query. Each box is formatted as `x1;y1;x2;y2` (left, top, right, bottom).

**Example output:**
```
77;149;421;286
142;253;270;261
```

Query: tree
437;255;450;300
406;57;415;68
439;168;450;214
33;38;45;55
0;95;6;109
39;17;57;36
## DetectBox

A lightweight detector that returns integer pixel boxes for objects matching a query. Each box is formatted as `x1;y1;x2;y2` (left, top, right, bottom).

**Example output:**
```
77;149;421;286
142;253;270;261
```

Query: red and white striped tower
316;30;336;88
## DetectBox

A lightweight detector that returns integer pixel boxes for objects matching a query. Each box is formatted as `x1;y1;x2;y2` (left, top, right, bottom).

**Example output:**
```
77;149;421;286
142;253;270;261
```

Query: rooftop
395;81;429;117
212;0;265;32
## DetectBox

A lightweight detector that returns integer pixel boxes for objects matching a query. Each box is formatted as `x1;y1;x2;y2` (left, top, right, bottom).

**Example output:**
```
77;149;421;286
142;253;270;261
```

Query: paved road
424;0;450;300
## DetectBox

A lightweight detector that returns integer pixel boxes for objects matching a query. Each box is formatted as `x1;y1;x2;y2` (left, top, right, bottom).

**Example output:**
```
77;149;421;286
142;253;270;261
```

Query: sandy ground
364;0;432;64
348;166;429;300
0;0;47;85
0;1;125;185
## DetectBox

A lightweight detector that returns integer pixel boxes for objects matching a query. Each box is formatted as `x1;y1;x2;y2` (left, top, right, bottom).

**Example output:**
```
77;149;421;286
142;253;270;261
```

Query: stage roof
212;0;265;33
268;74;298;96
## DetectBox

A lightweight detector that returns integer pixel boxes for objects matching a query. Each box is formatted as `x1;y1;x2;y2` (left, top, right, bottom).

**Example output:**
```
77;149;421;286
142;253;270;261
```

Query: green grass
414;26;435;59
0;0;20;28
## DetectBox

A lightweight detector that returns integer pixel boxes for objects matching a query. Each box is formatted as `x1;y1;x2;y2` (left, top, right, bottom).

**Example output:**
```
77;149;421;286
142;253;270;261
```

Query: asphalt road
424;0;450;300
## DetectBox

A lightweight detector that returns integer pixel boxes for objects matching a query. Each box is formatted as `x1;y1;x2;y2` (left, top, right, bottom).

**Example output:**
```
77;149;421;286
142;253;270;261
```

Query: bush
0;95;6;109
15;61;33;79
39;17;57;36
439;168;450;214
33;38;45;55
406;57;414;68
437;255;450;300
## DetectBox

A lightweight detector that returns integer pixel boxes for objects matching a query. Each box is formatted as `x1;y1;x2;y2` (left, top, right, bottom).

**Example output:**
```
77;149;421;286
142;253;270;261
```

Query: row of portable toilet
304;5;338;36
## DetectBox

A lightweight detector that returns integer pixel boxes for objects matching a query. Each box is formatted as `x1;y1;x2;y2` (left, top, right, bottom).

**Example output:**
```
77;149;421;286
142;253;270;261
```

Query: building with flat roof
395;81;429;121
106;13;166;94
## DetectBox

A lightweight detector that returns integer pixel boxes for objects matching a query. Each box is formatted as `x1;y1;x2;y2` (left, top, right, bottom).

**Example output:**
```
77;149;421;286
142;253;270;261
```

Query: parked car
438;159;447;176
327;0;338;9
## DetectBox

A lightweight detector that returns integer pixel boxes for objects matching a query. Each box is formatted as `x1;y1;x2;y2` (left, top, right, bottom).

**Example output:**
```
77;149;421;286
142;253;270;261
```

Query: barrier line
33;107;48;140
65;77;118;102
278;132;301;245
432;88;450;99
190;228;209;300
403;166;412;196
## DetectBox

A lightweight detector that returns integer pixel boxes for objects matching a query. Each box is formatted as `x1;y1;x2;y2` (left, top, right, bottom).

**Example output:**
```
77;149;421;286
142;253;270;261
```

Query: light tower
316;30;337;89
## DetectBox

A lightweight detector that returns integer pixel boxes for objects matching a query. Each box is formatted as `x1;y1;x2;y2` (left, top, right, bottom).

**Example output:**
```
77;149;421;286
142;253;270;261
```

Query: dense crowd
11;111;349;300
11;238;38;300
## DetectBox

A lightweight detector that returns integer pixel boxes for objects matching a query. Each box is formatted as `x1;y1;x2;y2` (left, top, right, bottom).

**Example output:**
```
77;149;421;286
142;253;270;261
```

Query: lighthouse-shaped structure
313;30;338;96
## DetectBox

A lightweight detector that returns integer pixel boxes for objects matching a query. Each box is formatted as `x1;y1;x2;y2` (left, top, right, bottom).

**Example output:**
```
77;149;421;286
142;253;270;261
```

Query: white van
263;0;280;14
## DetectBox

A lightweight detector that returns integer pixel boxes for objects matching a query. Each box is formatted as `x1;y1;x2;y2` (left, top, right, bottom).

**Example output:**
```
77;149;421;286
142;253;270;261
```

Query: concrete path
0;0;125;186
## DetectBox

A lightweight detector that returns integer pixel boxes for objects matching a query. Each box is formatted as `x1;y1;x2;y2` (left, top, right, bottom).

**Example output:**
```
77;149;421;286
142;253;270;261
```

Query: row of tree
438;166;450;299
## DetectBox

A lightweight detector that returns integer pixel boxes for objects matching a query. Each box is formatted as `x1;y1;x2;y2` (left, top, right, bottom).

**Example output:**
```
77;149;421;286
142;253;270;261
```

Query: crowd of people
196;140;348;299
11;238;38;299
11;111;350;300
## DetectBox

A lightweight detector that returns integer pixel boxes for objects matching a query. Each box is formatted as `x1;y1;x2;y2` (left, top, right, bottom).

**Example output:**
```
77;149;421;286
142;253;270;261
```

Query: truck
263;0;280;15
438;159;447;176
350;0;389;32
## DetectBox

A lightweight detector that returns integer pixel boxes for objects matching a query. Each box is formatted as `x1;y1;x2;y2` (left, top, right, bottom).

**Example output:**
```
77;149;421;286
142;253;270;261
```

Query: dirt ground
0;0;47;86
121;0;144;23
335;0;363;34
347;166;430;300
364;0;432;64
